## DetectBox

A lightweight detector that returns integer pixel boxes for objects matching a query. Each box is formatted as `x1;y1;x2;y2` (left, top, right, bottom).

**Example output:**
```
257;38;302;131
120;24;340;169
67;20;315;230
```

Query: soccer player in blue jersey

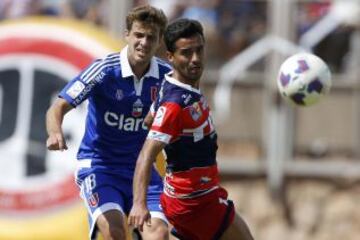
46;5;171;240
128;19;254;240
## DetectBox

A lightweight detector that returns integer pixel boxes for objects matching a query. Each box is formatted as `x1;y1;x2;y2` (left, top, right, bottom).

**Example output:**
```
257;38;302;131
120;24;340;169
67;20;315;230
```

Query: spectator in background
217;0;266;62
136;0;186;20
0;0;42;19
62;0;107;26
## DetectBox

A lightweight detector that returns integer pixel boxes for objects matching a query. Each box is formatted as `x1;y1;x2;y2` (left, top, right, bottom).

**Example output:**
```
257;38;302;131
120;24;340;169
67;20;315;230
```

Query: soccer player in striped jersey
128;19;254;240
46;5;170;240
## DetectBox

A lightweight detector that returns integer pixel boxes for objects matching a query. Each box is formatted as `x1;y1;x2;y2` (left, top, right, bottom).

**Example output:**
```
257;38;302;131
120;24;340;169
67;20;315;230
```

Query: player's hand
128;203;151;232
46;133;68;151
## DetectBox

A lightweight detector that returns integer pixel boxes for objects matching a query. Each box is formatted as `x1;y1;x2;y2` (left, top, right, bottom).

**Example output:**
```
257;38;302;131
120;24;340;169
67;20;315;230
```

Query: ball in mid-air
277;53;331;106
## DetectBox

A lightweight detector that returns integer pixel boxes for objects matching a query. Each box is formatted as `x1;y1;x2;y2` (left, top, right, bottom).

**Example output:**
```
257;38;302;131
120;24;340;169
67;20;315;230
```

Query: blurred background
0;0;360;239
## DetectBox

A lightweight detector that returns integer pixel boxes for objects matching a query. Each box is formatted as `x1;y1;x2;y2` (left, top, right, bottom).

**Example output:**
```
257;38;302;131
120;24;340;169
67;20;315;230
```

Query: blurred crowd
0;0;356;72
0;0;107;25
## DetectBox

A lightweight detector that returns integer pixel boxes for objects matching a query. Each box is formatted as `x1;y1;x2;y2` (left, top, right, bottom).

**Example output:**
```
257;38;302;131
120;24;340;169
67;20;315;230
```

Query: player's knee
154;225;168;240
143;221;169;240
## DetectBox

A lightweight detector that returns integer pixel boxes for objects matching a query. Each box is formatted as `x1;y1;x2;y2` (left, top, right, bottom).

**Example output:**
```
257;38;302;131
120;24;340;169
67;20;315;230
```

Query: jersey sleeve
59;58;108;107
147;102;182;144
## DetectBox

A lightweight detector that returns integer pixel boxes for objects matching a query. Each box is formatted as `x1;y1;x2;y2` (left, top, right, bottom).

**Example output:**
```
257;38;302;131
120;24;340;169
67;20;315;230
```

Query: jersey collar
165;72;201;94
120;45;159;79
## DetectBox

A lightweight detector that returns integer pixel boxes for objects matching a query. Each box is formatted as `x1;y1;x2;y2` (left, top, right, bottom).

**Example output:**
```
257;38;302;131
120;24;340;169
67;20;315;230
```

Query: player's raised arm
46;98;73;151
128;139;166;231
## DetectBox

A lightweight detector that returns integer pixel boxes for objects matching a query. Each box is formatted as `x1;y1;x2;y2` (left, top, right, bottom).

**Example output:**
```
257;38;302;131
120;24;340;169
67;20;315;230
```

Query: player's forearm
46;98;72;135
133;150;154;206
46;107;63;135
133;139;166;205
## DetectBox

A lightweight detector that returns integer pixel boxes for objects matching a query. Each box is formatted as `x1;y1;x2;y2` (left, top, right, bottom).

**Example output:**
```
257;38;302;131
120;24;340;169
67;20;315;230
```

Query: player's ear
166;51;174;63
124;30;130;41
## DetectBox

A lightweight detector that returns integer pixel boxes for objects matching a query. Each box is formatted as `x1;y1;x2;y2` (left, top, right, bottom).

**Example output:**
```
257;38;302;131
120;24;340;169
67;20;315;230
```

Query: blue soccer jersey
59;46;171;170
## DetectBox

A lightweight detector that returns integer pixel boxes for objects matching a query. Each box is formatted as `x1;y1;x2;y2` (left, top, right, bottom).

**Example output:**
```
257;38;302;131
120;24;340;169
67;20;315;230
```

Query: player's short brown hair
126;5;167;37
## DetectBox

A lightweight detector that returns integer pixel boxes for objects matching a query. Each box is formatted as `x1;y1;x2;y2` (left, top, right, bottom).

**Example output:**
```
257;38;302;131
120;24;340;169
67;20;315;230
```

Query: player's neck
131;62;150;80
172;72;200;89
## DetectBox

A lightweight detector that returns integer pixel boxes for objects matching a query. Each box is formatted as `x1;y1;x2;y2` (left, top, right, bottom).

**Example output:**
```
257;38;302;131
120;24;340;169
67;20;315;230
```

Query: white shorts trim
88;202;125;240
150;211;169;225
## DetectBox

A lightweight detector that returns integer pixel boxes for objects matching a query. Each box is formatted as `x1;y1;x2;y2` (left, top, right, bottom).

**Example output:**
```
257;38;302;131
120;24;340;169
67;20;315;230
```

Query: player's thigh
140;217;169;240
220;212;254;240
96;209;127;236
80;173;129;238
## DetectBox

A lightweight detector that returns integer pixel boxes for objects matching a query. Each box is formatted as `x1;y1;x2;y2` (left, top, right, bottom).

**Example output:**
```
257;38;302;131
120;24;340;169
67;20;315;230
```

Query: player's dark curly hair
126;5;167;37
164;18;204;53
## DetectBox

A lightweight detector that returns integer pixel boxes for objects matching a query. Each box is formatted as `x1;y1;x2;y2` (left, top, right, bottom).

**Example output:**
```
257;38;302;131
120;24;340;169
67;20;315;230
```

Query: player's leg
139;180;169;240
140;216;168;240
220;212;254;240
79;172;128;240
96;210;127;240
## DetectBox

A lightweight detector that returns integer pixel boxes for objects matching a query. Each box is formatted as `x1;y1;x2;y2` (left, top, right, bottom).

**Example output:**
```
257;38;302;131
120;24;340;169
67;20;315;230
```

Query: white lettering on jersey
66;81;85;99
93;71;106;83
153;106;166;126
104;111;147;131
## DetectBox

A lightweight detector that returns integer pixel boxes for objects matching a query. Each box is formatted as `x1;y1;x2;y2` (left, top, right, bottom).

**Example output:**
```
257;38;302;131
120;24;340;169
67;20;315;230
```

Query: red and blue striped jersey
148;73;220;198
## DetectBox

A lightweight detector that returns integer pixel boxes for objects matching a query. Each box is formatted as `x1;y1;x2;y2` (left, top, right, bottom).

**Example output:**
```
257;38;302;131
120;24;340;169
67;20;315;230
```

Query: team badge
132;99;143;117
88;192;99;208
115;89;123;100
153;106;166;126
150;86;157;101
190;102;202;121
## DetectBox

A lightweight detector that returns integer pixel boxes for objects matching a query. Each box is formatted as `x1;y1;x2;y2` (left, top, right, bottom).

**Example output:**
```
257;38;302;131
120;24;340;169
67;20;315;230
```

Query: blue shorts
76;166;166;240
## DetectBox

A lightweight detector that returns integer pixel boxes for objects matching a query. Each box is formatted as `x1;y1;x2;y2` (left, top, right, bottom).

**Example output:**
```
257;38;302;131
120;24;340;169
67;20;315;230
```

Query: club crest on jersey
132;99;143;117
190;102;202;121
115;89;124;100
88;192;99;208
150;86;158;102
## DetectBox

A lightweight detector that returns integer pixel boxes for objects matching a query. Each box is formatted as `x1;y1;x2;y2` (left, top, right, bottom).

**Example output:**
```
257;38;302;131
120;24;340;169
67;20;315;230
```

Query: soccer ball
277;53;331;106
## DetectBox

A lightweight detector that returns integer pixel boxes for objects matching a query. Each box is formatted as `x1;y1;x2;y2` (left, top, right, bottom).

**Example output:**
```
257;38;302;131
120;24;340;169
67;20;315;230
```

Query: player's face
168;34;205;84
126;21;161;66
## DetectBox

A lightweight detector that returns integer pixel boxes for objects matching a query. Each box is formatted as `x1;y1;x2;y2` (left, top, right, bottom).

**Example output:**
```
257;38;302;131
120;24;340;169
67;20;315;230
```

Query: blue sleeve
59;58;109;107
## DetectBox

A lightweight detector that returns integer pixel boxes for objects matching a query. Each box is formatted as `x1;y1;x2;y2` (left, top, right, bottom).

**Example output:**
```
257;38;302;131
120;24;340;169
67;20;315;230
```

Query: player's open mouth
190;66;201;72
136;49;148;56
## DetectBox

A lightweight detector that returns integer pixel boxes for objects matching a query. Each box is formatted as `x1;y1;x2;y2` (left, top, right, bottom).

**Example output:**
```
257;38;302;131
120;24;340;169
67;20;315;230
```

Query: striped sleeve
59;53;120;107
147;102;182;144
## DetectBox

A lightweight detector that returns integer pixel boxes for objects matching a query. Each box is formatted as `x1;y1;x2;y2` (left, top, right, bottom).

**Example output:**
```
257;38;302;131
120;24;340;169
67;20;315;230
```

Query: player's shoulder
154;56;172;73
101;52;121;66
160;81;193;108
80;52;120;82
92;52;120;68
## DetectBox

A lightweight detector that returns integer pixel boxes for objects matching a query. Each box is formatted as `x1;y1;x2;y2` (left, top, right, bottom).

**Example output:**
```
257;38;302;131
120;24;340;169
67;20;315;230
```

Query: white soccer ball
277;52;332;106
